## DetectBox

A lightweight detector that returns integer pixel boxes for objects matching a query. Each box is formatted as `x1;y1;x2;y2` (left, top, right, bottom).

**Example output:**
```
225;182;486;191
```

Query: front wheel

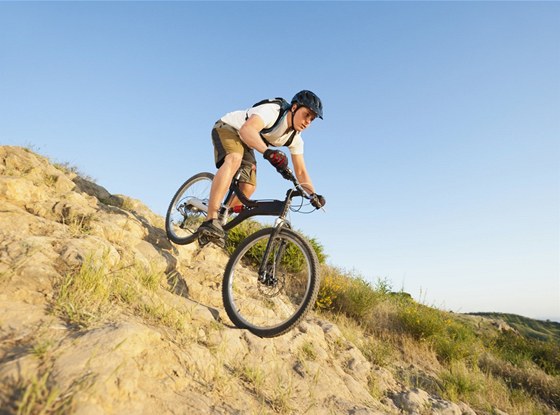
165;172;214;245
222;227;320;337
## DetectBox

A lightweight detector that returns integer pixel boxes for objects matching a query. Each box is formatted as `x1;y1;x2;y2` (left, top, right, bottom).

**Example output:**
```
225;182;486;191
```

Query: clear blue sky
1;2;558;321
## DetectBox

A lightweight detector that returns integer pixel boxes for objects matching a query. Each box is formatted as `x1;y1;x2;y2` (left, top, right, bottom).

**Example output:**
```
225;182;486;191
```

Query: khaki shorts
211;120;257;186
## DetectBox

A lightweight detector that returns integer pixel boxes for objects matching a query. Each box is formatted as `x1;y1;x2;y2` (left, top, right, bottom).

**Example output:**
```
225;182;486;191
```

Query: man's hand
310;193;326;209
263;149;288;170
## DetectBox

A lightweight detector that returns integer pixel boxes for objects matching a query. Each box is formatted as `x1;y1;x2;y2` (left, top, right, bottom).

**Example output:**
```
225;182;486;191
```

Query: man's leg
197;152;242;241
198;122;244;241
228;160;257;208
206;152;242;220
228;181;256;209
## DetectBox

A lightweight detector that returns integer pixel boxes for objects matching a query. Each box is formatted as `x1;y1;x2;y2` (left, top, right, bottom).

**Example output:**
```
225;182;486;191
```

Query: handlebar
230;167;321;210
280;168;326;211
280;168;312;199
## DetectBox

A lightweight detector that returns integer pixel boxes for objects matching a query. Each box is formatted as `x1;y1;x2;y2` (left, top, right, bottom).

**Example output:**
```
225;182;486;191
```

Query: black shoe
197;219;226;239
198;233;225;248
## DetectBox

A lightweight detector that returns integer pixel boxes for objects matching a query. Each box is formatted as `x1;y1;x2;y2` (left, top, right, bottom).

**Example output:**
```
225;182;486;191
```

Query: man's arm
238;115;268;154
291;153;315;194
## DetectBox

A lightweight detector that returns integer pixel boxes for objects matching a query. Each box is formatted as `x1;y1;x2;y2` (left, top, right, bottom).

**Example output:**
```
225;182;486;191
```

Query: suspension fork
257;195;293;281
257;224;288;284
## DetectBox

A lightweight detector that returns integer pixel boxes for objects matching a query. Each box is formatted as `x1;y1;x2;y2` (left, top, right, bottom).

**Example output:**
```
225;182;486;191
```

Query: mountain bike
165;168;321;337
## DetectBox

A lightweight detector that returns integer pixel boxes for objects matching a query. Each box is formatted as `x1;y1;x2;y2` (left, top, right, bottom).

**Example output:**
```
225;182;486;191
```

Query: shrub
479;354;560;410
225;220;263;254
491;331;560;376
306;236;326;264
316;266;347;310
316;266;384;321
433;320;480;363
225;220;326;272
397;302;446;340
440;361;484;402
397;302;480;363
337;276;381;320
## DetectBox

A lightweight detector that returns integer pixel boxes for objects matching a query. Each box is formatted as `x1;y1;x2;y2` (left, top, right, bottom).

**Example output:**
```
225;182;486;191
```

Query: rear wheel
165;172;214;245
222;227;320;337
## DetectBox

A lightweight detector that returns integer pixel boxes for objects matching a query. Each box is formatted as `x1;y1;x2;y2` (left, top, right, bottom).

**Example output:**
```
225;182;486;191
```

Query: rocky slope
0;146;480;414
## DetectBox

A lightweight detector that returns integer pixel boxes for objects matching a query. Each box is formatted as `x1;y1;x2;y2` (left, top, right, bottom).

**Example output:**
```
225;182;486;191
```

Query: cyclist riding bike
197;90;327;244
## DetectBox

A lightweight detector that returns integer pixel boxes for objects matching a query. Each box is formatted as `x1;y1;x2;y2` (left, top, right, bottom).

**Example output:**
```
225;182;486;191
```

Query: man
197;90;326;243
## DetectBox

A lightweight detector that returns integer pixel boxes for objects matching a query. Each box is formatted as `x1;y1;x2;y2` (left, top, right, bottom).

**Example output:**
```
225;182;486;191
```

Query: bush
440;361;484;402
491;331;560;376
316;266;385;321
307;236;327;264
479;354;560;410
225;220;263;254
397;302;479;363
337;277;382;320
316;266;347;310
225;220;326;271
433;320;480;363
397;302;446;340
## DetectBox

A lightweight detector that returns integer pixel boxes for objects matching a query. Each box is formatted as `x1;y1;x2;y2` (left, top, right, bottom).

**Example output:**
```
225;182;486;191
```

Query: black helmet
291;90;323;119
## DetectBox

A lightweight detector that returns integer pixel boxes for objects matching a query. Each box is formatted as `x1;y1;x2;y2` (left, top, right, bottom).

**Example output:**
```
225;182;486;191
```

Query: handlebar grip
279;167;296;182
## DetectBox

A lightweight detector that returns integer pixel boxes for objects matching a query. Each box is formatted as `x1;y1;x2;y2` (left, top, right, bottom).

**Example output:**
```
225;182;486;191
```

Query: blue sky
1;2;558;321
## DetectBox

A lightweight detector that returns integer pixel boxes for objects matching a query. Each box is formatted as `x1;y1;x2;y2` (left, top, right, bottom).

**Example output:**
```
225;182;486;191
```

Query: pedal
212;237;225;249
198;233;225;248
198;234;211;247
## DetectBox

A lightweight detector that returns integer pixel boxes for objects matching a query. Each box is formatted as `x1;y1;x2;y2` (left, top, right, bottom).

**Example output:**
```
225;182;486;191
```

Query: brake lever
285;168;325;212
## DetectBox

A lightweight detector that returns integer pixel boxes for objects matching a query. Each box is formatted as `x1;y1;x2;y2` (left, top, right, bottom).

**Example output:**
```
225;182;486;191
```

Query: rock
0;146;483;415
390;388;471;415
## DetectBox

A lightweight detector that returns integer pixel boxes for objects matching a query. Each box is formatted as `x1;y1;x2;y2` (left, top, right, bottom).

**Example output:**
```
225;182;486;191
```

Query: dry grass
52;253;196;340
315;263;560;414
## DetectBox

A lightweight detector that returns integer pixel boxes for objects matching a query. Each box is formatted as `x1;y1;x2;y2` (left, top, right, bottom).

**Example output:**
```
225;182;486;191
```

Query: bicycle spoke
223;228;319;337
165;173;214;244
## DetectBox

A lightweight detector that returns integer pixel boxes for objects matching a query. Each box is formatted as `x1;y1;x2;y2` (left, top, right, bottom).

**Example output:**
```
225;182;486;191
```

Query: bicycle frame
176;168;311;252
222;172;310;279
220;177;303;232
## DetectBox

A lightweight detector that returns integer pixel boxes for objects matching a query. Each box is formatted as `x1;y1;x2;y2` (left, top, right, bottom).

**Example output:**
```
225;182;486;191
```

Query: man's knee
239;182;256;197
221;152;243;170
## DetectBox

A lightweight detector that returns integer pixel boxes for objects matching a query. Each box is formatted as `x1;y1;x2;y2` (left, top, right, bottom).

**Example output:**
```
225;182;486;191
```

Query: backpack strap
283;130;296;147
245;98;293;147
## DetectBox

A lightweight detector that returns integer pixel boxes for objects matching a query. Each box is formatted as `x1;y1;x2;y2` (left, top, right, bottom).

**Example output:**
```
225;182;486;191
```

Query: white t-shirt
220;103;304;155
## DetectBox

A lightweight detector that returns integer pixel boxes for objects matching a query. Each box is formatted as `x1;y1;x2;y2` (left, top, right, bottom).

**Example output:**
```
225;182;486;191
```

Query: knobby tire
165;172;214;245
222;227;320;337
